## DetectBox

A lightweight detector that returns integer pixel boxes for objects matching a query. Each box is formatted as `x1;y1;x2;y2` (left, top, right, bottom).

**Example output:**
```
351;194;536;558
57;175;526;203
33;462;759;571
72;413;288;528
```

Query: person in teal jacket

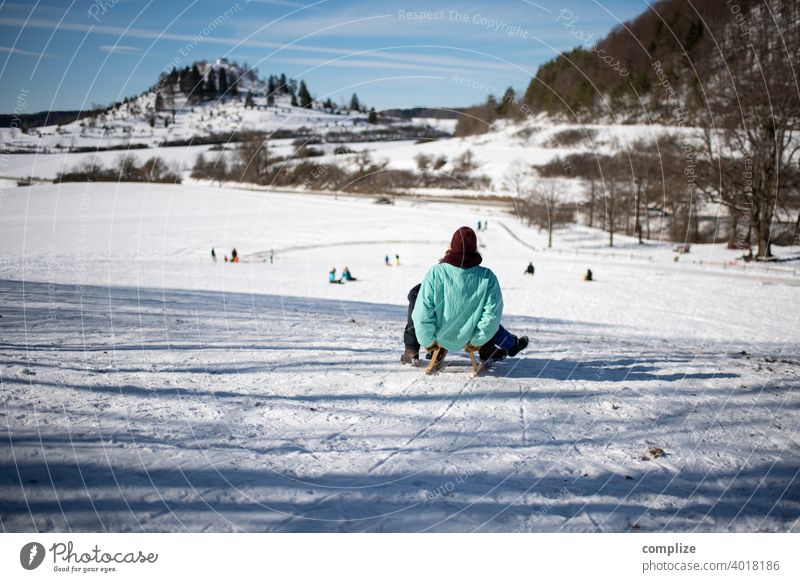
401;226;528;365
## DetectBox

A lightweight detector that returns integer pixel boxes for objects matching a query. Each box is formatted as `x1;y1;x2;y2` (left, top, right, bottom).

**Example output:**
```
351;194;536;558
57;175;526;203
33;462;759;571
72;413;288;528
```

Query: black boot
401;347;419;365
508;336;529;358
479;343;508;363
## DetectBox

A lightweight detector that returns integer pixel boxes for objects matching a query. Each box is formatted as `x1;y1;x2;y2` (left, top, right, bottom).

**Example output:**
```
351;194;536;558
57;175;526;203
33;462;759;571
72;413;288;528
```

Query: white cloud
99;44;143;54
0;45;58;58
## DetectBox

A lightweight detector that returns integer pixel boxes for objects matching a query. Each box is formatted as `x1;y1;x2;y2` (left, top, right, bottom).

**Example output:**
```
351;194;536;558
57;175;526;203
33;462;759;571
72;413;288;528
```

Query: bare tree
114;154;140;181
522;179;573;248
415;153;432;171
697;0;800;259
503;159;533;222
236;132;270;184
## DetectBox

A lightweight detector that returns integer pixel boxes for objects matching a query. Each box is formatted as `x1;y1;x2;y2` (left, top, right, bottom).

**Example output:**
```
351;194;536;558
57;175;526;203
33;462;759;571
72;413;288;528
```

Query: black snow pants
403;284;422;351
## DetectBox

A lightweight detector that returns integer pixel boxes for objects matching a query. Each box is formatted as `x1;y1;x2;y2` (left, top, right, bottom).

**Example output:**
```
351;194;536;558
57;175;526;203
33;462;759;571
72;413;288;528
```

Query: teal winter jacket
411;262;503;351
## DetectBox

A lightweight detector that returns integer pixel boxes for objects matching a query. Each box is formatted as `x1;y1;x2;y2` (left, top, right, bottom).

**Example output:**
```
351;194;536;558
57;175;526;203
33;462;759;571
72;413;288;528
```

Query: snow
1;96;698;202
1;182;798;532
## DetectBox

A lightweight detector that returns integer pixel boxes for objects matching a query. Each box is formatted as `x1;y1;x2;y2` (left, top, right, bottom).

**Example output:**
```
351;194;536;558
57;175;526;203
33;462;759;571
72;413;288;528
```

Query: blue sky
0;0;649;113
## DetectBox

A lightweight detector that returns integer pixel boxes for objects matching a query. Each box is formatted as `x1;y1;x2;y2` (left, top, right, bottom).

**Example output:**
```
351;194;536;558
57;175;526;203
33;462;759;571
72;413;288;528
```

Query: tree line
190;133;490;194
458;0;800;258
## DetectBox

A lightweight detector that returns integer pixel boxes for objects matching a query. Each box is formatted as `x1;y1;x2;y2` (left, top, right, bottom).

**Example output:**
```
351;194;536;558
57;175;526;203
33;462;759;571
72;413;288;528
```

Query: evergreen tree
496;86;516;116
154;92;165;112
291;93;299;107
368;107;377;124
204;68;217;100
183;65;202;102
349;93;361;111
278;73;288;93
298;80;313;108
245;91;255;109
267;76;276;105
218;67;229;96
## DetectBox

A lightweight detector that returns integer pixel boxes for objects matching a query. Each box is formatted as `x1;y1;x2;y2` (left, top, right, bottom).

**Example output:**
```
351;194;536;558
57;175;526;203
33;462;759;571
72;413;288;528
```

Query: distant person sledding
211;247;217;262
400;226;528;375
341;266;357;281
583;268;593;281
329;267;343;284
231;247;239;263
524;262;535;276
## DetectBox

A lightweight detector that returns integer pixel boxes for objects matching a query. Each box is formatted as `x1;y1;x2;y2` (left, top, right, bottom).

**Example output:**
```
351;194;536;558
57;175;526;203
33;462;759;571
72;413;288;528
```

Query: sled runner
425;344;486;377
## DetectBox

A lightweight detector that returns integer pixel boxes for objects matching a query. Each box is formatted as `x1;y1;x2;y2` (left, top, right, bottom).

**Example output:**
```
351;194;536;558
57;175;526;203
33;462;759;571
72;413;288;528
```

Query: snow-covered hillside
0;57;443;157
0;94;408;154
0;56;699;203
1;183;798;532
1;113;700;203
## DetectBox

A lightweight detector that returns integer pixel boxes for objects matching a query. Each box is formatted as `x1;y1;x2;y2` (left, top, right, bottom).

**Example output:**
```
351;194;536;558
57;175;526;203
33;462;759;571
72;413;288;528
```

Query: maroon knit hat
441;226;482;269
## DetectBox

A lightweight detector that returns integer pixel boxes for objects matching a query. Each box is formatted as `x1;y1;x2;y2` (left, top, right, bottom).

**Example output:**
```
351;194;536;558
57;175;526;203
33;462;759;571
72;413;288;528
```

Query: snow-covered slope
1;183;798;532
1;95;389;153
0;58;438;157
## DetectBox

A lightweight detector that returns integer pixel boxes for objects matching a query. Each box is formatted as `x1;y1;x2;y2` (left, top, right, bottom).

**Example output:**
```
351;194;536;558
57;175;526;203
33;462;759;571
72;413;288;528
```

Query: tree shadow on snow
0;453;797;533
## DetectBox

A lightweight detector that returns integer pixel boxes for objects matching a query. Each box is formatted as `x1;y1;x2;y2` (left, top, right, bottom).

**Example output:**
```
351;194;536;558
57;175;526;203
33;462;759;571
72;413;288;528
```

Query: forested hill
520;0;765;123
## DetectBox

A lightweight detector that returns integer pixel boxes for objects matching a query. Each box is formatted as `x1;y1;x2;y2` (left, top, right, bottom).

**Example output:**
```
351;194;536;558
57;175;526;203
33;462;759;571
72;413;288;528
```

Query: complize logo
20;542;46;570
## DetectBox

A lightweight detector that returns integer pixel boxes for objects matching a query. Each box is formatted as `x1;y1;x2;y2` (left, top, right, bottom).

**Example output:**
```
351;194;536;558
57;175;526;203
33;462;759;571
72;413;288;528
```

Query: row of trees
512;136;702;249
55;155;181;184
190;134;489;193
156;64;346;112
454;87;520;137
157;64;240;107
509;126;800;253
486;0;800;258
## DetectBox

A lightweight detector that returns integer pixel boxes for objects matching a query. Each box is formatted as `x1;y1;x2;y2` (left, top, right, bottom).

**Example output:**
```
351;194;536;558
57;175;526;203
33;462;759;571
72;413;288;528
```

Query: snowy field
0;182;799;532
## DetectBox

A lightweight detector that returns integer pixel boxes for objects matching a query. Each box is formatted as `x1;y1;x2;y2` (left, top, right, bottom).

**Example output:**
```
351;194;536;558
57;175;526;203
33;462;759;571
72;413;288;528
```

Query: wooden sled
426;344;487;377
